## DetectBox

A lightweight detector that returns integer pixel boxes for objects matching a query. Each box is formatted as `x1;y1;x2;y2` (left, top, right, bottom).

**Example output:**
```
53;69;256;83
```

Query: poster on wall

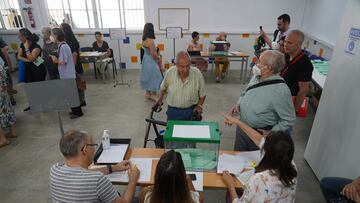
345;27;360;57
166;27;182;39
109;28;126;40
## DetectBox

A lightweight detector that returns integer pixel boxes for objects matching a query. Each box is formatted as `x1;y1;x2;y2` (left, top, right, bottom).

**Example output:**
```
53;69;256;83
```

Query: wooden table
79;52;108;79
113;148;244;189
197;51;250;82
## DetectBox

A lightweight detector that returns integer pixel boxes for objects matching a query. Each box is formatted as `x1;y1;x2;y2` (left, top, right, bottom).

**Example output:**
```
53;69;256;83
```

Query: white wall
304;0;360;180
145;0;305;32
302;0;346;47
0;0;309;70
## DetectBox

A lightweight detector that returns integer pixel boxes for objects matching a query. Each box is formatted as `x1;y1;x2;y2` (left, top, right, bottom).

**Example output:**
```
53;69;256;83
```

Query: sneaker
70;113;83;119
23;106;30;112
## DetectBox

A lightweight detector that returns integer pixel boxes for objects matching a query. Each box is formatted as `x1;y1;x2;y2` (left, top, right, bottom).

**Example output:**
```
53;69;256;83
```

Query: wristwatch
107;165;112;174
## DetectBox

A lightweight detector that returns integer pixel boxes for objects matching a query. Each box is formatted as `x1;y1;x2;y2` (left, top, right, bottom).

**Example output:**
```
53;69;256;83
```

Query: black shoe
11;98;16;106
23;107;30;112
80;101;87;107
70;113;83;119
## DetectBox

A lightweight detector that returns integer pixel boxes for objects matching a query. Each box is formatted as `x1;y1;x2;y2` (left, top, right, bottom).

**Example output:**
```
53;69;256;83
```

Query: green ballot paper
33;56;44;67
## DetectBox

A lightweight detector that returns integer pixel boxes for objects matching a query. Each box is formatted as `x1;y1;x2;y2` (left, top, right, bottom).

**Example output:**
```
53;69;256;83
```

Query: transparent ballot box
164;120;220;171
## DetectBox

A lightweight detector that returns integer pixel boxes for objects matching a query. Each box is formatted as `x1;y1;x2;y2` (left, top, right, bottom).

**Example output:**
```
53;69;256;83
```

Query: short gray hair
59;130;87;159
42;26;51;35
289;29;305;45
261;50;285;74
176;51;191;63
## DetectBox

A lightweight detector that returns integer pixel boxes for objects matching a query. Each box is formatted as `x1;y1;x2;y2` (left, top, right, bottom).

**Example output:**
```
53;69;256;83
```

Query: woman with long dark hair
60;23;86;107
140;150;202;203
17;28;46;111
221;113;297;203
140;22;163;102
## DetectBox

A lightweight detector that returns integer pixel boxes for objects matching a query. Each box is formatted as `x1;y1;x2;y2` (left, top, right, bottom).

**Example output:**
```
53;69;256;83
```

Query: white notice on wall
345;27;360;57
109;28;126;40
172;125;210;139
166;27;182;39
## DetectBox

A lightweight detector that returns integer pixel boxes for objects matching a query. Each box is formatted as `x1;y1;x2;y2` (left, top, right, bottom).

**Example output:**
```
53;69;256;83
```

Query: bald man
281;29;313;113
212;32;231;82
230;50;296;151
155;51;206;121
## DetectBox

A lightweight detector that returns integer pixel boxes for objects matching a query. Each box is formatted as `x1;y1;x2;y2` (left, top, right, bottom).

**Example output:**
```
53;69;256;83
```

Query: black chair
80;47;93;52
105;48;117;79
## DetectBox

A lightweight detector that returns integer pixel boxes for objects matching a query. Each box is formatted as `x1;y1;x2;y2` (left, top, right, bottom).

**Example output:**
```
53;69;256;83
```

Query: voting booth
164;120;220;171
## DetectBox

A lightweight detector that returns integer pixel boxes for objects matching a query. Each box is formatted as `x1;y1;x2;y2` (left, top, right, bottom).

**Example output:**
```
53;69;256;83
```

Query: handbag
76;75;86;91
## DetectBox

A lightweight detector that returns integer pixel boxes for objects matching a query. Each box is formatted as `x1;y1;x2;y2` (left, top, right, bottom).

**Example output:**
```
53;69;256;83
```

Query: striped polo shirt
160;66;206;108
49;163;118;203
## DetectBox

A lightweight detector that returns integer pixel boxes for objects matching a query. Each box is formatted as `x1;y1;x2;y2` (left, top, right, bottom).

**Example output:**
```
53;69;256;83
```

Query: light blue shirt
237;74;296;131
58;42;76;79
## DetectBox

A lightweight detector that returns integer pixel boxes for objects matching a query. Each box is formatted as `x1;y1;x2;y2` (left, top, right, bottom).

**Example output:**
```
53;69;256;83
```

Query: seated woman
92;31;111;80
221;113;297;203
187;31;208;72
140;150;203;203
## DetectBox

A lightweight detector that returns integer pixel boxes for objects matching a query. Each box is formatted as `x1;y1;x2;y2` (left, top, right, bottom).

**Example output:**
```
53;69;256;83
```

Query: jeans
320;177;354;202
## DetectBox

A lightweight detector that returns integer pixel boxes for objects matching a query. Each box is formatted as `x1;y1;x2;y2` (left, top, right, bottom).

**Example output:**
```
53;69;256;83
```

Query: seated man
230;50;296;151
155;51;206;121
211;32;230;83
50;130;140;203
321;176;360;202
92;31;112;80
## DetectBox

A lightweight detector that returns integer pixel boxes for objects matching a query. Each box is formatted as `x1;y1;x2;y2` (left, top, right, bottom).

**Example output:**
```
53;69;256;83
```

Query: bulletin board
158;8;190;30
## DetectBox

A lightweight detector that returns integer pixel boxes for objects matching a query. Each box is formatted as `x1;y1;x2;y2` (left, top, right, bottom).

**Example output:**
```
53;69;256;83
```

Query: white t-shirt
143;191;200;203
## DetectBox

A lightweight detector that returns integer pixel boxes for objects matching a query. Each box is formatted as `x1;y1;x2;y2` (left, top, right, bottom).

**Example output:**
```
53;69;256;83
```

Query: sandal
0;140;10;148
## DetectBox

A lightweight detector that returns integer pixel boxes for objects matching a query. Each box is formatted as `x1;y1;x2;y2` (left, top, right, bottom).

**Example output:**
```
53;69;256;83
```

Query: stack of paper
97;144;128;163
107;158;155;183
217;154;245;175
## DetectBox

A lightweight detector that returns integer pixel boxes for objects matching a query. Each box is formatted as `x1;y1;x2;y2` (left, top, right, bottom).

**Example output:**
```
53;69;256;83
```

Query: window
47;0;95;28
0;0;24;29
47;0;144;29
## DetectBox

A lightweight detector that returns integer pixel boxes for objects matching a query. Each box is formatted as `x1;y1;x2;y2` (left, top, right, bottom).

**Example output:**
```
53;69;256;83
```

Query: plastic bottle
102;130;110;150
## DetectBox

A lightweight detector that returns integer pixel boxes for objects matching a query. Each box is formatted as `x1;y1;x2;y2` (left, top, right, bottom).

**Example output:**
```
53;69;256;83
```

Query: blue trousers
166;105;195;121
320;177;354;202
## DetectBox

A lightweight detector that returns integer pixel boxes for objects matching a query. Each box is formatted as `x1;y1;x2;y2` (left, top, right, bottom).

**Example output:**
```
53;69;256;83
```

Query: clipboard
94;138;131;165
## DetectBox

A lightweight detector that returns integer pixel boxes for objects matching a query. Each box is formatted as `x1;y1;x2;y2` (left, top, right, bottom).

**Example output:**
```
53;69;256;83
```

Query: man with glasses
229;50;295;151
50;130;140;203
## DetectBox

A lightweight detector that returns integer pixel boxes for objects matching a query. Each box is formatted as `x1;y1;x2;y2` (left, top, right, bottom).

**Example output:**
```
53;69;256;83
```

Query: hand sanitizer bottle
102;130;110;150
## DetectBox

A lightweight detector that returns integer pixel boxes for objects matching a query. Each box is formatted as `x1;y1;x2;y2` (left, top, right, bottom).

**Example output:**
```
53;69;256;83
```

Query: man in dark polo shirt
281;29;313;112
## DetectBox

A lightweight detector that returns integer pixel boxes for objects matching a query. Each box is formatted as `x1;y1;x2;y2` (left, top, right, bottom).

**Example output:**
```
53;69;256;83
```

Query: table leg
93;62;97;79
245;57;249;82
240;58;244;81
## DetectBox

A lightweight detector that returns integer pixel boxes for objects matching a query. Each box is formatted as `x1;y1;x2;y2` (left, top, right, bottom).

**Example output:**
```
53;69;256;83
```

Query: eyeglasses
81;143;98;151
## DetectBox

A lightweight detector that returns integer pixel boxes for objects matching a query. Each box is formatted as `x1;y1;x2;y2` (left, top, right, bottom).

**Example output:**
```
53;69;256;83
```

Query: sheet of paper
107;158;155;183
96;144;128;163
186;171;203;191
217;154;245;175
236;169;254;185
235;150;261;166
172;125;210;139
